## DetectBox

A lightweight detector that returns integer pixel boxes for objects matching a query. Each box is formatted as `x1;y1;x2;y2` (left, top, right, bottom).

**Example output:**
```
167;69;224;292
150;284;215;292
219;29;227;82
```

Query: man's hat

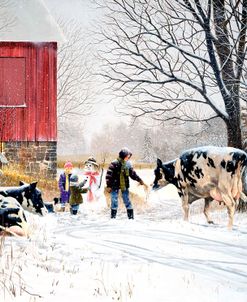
84;157;99;167
119;147;132;159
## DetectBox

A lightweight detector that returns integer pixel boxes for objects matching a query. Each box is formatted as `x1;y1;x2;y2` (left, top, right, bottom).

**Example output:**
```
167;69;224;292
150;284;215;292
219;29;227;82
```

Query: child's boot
127;209;134;219
111;209;117;219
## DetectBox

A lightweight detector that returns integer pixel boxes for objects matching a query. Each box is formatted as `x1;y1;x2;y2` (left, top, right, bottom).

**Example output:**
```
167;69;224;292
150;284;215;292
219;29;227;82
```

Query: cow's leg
181;191;189;221
237;192;247;212
240;192;247;202
231;171;242;210
226;204;235;230
204;198;214;224
234;197;240;211
220;193;235;230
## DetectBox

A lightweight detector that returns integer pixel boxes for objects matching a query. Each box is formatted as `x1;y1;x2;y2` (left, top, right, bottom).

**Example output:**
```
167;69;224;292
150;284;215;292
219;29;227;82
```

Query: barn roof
0;0;65;42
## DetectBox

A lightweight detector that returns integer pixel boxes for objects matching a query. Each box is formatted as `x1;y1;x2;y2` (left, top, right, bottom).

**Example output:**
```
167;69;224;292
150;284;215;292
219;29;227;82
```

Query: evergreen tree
142;130;155;163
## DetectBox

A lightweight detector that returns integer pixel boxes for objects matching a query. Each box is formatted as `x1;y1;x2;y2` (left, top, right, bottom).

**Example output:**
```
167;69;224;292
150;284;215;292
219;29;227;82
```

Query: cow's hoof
208;221;214;224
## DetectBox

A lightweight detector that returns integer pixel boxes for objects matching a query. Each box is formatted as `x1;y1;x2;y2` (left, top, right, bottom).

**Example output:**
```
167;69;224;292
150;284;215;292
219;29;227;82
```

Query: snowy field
1;170;247;302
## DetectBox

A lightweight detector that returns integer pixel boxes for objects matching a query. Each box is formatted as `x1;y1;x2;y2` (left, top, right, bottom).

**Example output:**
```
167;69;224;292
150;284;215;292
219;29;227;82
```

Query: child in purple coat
58;161;73;211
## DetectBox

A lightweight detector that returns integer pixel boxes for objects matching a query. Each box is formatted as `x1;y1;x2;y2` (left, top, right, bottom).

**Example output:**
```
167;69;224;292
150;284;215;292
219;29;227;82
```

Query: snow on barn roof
0;0;65;42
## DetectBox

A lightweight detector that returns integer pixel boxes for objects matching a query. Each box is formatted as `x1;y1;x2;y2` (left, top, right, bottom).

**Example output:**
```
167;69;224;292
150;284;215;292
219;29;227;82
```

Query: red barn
0;41;57;177
0;0;66;178
0;41;57;141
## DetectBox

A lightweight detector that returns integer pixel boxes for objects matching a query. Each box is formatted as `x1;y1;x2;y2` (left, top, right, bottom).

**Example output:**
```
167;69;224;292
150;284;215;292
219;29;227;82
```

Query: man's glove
106;187;112;193
139;180;148;190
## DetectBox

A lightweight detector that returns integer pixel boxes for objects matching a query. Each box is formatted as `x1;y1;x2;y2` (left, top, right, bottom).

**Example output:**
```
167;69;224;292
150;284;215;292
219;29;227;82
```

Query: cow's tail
238;163;247;212
242;165;247;195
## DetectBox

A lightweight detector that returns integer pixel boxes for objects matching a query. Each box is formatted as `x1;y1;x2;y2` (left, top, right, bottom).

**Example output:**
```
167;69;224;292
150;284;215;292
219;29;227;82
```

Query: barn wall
4;141;57;178
0;42;57;141
0;42;57;178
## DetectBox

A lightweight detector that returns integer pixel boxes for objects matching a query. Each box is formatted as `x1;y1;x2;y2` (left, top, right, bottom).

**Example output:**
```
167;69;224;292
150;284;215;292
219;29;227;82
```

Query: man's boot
127;209;134;219
111;209;117;219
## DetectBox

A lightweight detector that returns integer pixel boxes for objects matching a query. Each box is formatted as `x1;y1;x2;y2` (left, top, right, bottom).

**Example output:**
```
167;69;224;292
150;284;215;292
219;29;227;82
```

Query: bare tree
57;19;94;123
0;0;16;34
97;0;247;148
56;19;98;154
90;121;144;156
57;119;87;156
142;129;155;162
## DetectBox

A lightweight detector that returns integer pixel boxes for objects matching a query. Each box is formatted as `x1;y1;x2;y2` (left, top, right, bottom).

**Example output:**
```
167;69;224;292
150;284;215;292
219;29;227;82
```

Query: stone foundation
3;141;57;179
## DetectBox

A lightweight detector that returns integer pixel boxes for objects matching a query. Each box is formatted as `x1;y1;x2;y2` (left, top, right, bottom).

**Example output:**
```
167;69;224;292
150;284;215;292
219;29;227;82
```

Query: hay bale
104;184;150;211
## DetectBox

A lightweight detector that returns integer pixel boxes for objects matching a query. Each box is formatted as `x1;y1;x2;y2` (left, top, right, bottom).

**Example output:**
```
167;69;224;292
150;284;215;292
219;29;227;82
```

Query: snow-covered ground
1;170;247;302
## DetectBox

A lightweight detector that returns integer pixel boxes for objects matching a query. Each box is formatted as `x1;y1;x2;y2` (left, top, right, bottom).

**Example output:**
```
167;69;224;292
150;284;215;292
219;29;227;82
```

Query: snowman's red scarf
83;171;100;201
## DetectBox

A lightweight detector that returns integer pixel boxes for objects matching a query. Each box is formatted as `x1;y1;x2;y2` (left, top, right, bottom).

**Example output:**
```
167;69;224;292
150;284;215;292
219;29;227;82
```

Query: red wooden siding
0;42;57;142
0;57;26;106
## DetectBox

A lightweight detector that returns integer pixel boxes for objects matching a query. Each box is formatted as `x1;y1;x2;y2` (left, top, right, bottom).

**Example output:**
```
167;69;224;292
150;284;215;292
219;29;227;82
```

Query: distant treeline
57;155;155;170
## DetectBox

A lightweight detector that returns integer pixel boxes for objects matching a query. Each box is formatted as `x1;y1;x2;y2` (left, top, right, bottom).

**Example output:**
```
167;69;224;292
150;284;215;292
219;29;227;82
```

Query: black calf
0;181;47;215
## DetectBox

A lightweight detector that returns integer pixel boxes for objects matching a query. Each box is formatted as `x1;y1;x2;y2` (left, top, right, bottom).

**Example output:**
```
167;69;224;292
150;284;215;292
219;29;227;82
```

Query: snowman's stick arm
98;157;105;189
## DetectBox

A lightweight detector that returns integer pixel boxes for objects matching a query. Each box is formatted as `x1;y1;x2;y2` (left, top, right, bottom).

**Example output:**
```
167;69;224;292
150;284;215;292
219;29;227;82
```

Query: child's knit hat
70;174;78;186
64;161;73;169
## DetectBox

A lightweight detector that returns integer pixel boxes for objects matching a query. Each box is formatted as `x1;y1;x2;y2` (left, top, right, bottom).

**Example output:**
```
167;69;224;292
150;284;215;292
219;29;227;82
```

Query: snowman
81;157;107;209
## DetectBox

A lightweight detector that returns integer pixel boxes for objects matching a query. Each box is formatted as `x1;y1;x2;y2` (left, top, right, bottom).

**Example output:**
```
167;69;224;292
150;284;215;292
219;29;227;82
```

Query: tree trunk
212;1;243;149
226;119;242;149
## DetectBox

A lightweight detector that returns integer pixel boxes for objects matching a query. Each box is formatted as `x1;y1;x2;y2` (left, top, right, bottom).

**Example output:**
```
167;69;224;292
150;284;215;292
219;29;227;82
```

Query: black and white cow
0;181;47;216
153;146;247;229
0;196;28;236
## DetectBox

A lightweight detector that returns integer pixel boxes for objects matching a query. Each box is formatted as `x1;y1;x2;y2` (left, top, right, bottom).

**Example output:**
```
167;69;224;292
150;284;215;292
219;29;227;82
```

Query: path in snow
4;170;247;302
51;212;247;287
43;181;247;301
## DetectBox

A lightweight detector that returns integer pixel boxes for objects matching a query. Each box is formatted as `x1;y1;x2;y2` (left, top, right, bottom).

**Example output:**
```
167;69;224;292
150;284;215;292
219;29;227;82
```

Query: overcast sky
44;0;124;140
44;0;95;26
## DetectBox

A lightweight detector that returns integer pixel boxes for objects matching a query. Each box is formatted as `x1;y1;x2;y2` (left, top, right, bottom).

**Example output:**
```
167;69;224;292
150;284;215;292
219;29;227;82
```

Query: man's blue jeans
111;189;132;210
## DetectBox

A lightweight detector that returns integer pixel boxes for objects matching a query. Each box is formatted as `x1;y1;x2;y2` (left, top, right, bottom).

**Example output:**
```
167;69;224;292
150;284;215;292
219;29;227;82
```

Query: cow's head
152;158;176;190
0;196;28;236
153;159;163;190
20;181;47;216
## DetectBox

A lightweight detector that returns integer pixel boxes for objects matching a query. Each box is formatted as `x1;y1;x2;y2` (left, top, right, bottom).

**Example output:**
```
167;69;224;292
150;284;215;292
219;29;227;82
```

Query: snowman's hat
84;157;99;167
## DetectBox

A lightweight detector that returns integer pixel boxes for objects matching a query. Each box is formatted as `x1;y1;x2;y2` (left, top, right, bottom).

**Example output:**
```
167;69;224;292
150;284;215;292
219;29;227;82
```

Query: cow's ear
19;181;25;186
0;191;8;197
157;158;162;167
30;181;38;188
